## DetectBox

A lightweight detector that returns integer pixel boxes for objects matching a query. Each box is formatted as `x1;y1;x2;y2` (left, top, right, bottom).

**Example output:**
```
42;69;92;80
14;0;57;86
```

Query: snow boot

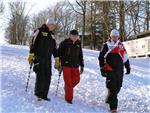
36;95;50;101
110;109;117;113
36;96;42;101
66;100;72;104
42;97;51;101
37;98;42;101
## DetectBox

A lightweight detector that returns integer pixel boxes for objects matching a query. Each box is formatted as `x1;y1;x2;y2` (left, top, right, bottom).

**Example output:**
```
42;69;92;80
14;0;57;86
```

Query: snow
0;44;150;113
0;37;7;45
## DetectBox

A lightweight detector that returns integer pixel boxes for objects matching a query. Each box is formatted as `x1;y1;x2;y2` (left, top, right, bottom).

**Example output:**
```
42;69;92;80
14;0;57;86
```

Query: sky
0;0;74;43
1;0;75;15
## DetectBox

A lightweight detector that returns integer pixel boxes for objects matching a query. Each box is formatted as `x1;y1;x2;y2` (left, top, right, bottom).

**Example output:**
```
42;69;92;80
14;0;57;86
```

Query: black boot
66;100;72;104
42;97;51;101
35;95;42;101
110;109;117;113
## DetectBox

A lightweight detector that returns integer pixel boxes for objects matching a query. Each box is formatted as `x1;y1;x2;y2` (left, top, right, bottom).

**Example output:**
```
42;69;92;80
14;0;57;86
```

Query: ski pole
55;67;63;96
25;63;33;92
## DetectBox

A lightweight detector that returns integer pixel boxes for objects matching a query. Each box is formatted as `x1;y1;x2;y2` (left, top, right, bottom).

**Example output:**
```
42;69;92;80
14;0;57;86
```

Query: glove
124;60;130;74
100;68;107;77
125;67;130;74
80;66;84;74
27;53;34;64
54;57;60;70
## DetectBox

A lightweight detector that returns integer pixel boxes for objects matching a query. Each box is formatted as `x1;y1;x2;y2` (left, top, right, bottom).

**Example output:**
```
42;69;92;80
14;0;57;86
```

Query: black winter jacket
59;38;84;68
30;24;58;66
98;40;130;81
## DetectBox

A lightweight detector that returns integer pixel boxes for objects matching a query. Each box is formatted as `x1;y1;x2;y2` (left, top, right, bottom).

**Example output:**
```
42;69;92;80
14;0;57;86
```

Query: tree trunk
81;1;86;47
102;2;110;41
90;2;93;49
119;1;125;41
146;0;150;31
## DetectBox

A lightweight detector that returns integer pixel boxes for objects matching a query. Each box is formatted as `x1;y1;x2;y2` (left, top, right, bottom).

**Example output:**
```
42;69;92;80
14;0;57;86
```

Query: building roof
128;30;150;39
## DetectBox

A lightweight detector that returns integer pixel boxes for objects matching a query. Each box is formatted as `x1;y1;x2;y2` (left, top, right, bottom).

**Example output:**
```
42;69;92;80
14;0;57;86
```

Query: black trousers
34;59;51;98
106;73;123;110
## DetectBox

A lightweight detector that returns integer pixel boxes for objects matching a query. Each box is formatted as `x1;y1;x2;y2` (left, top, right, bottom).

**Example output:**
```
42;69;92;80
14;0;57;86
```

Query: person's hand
124;59;130;75
80;66;84;74
125;67;130;74
27;53;34;64
54;57;60;70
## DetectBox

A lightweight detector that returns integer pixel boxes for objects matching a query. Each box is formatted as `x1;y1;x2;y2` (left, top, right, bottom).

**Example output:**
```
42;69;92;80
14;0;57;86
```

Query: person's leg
109;81;121;112
107;77;118;110
72;67;80;88
109;80;122;108
42;64;51;99
34;73;43;97
105;88;110;103
34;61;44;98
105;70;119;111
63;67;73;102
105;76;112;103
109;88;118;110
68;67;80;102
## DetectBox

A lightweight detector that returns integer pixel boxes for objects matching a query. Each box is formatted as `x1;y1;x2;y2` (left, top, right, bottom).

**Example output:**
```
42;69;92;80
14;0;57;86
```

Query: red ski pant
63;66;80;101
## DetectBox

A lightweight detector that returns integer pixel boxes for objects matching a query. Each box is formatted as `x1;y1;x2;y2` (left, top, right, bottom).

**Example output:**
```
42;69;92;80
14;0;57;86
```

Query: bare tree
145;0;150;31
52;1;75;39
6;2;29;45
119;1;125;41
4;0;149;47
101;1;111;42
93;1;116;38
69;0;87;47
124;1;150;39
30;0;80;44
0;2;4;14
89;1;98;49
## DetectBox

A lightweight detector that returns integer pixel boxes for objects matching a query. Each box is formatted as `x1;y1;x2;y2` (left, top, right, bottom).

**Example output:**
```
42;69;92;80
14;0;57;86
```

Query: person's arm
122;44;131;74
30;29;40;54
52;39;60;70
124;59;131;74
78;42;84;74
27;29;39;64
98;43;109;77
52;39;59;58
98;43;108;68
58;40;65;60
79;42;84;67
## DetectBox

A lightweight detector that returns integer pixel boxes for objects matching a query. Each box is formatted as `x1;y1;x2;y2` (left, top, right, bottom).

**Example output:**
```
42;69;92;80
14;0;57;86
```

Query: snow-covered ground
0;43;150;113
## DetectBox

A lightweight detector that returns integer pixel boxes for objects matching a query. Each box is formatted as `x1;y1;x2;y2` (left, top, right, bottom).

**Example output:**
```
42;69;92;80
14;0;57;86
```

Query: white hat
46;18;56;25
110;29;119;36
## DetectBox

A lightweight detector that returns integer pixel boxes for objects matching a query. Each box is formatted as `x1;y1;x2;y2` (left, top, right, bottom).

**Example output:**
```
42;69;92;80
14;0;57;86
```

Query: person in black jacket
27;18;60;101
58;30;84;104
98;29;130;112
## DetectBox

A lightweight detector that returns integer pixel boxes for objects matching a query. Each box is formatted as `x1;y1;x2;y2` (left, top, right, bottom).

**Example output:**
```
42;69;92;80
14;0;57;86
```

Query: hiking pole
25;63;33;92
55;67;63;96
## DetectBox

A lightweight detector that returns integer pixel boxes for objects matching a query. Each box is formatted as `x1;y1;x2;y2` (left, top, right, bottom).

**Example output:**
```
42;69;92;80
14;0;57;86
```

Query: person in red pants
58;30;84;104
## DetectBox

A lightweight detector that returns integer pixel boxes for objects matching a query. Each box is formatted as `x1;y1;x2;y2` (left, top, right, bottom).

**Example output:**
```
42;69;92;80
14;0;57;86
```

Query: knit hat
110;29;119;36
46;18;56;25
70;30;79;36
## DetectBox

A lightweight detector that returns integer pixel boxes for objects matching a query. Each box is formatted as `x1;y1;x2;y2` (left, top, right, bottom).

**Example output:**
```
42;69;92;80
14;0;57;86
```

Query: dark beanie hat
70;30;79;36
